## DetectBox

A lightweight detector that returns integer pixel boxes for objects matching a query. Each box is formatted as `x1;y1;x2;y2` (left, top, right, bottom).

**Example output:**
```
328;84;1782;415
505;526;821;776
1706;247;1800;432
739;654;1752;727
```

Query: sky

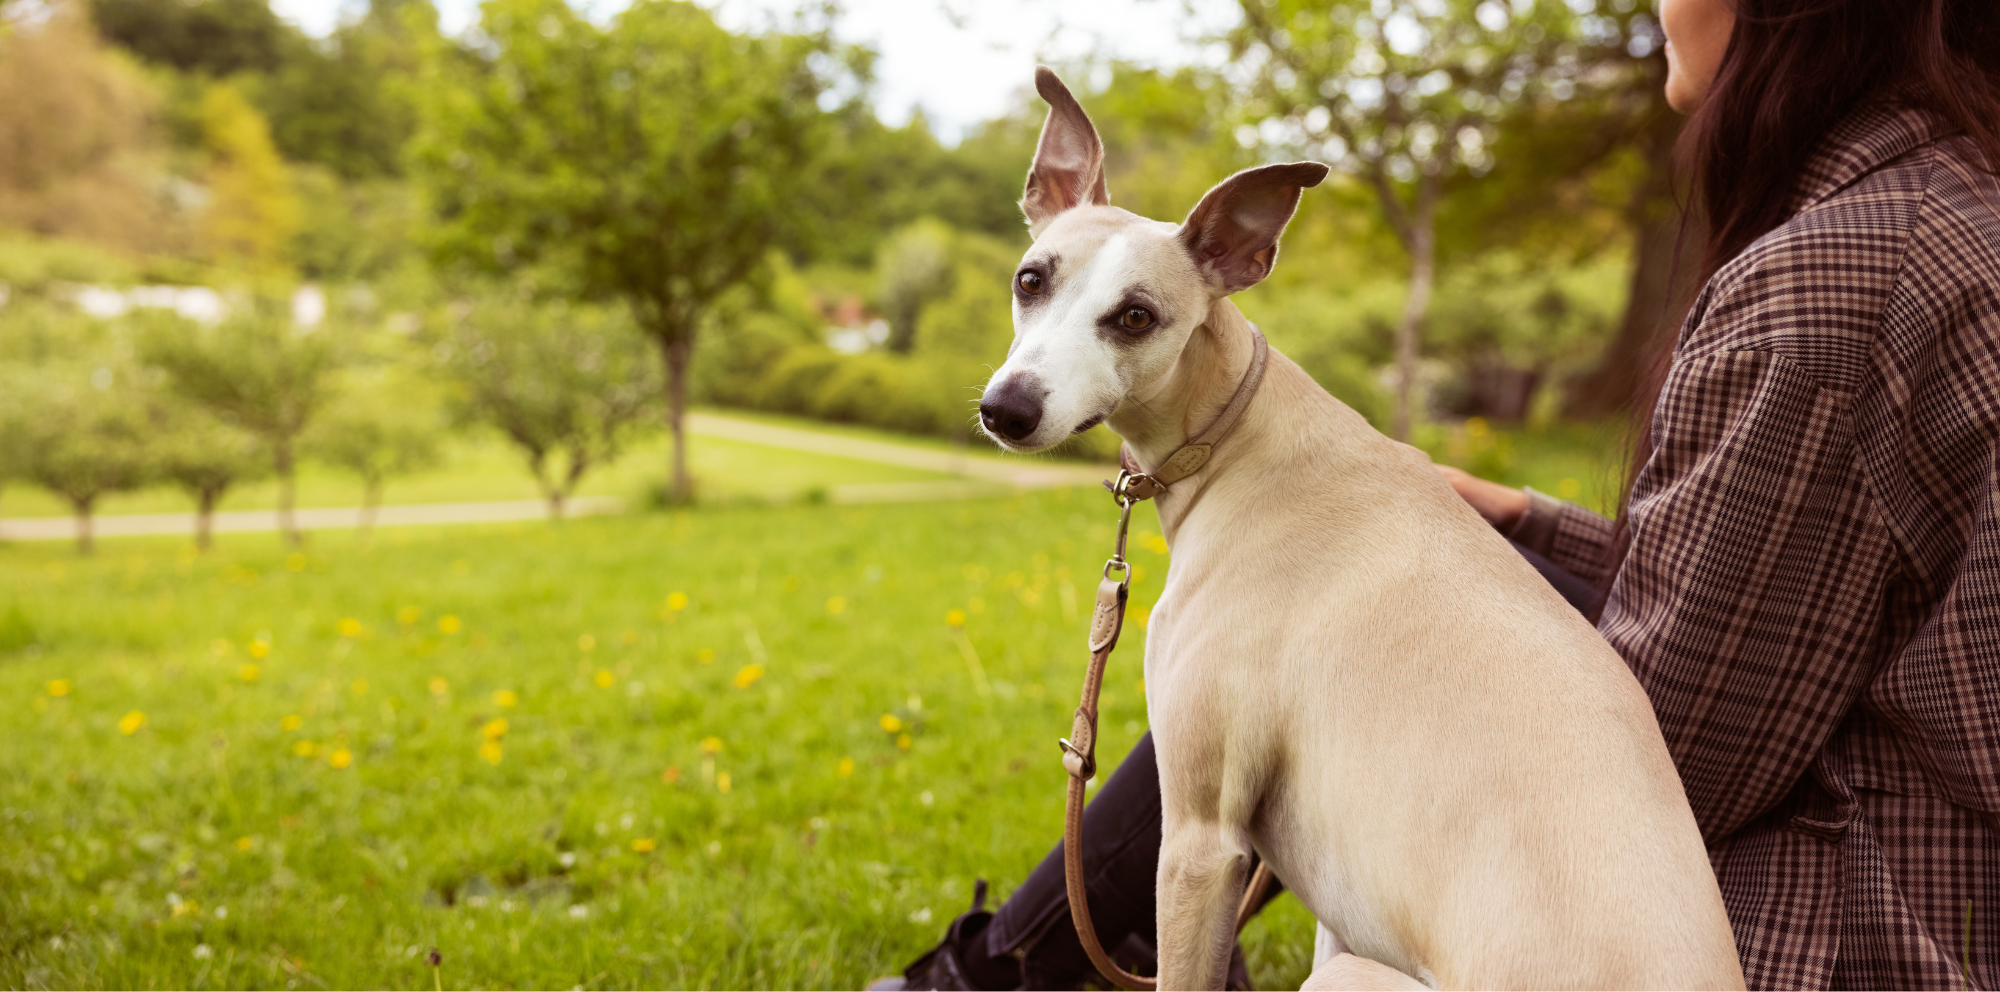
265;0;1238;143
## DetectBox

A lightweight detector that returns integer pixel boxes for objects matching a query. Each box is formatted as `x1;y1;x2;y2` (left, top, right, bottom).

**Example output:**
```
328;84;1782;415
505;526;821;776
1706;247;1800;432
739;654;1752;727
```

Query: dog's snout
980;378;1045;443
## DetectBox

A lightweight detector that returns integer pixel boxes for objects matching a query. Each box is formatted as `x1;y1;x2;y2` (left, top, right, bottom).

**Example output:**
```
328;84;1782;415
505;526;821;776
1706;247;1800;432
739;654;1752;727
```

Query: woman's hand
1435;464;1530;531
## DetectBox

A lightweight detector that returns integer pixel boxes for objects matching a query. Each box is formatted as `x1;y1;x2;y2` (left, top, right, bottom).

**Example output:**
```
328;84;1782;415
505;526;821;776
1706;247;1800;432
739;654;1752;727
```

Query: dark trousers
972;539;1599;988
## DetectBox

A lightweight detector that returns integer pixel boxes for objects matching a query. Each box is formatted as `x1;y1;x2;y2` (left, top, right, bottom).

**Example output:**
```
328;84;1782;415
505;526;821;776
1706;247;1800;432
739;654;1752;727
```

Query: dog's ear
1177;162;1330;294
1020;66;1108;237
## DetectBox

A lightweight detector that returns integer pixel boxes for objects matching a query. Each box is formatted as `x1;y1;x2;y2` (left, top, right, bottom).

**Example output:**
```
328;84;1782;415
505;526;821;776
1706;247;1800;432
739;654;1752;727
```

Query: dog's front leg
1155;817;1251;990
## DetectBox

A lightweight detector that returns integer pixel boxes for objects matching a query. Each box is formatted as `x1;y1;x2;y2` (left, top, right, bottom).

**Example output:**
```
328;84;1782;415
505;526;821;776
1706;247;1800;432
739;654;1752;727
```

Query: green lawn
0;492;1323;990
0;411;1623;989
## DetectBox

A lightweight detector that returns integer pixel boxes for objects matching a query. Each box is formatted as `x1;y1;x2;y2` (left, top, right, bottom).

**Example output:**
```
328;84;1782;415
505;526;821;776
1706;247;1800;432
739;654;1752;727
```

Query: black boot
869;880;1021;991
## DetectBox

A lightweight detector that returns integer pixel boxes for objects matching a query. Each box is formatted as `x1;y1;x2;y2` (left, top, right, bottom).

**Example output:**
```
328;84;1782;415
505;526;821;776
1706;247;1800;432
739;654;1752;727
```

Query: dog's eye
1120;307;1154;331
1017;271;1043;296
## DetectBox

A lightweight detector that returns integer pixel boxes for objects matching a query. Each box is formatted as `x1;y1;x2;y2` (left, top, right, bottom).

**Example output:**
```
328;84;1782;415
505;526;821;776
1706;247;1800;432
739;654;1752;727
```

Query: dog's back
1143;337;1743;989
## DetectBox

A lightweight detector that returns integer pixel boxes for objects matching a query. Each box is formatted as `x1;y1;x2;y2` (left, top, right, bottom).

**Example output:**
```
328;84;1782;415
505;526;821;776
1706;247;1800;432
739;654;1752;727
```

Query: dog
976;67;1745;991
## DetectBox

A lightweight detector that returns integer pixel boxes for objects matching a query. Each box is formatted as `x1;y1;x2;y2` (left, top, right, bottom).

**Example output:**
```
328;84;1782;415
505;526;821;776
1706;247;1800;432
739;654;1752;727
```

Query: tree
414;0;832;502
255;0;435;180
155;409;265;551
16;365;157;555
1232;0;1587;439
875;220;954;353
142;302;339;546
306;374;441;534
200;82;297;272
432;294;657;519
88;0;292;76
0;3;180;255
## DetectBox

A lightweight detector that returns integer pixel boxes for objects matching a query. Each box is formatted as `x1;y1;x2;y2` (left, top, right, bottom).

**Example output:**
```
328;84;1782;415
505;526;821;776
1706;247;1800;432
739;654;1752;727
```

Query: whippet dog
977;68;1744;991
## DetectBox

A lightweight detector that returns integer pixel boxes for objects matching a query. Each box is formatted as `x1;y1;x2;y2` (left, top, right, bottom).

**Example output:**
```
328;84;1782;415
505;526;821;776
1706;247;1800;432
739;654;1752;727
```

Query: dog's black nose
980;380;1044;442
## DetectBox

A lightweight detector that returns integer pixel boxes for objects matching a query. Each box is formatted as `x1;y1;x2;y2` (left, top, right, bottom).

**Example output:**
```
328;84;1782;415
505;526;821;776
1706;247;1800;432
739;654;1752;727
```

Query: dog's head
977;67;1328;452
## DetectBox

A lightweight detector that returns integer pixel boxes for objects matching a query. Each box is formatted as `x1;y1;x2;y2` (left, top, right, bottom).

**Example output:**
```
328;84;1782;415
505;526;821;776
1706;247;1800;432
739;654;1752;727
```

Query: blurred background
0;0;1684;987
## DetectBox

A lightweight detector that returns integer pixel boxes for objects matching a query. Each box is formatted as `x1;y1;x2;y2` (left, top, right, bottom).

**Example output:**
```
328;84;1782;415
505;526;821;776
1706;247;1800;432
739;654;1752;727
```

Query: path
0;414;1110;541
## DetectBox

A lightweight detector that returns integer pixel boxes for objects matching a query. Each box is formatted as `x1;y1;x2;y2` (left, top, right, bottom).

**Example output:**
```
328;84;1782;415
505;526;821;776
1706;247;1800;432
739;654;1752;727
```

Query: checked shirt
1513;101;2000;989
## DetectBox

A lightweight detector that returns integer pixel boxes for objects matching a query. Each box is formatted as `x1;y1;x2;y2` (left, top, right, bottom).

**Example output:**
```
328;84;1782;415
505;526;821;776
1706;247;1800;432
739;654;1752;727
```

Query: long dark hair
1601;0;2000;592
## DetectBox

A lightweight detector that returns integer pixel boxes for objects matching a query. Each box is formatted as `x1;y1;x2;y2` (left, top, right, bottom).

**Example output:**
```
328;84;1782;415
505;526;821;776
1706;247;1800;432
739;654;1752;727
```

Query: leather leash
1060;328;1271;991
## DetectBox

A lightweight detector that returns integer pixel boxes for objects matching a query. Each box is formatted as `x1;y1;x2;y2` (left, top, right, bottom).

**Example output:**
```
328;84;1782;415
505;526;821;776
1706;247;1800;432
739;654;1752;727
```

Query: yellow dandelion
438;615;461;634
46;679;71;697
481;718;509;740
665;592;688;612
695;648;715;665
237;663;261;683
428;677;449;696
350;679;368;696
493;689;518;708
699;736;723;754
1147;535;1169;555
171;898;199;918
281;714;303;731
896;732;913;751
662;766;681;784
338;617;362;638
328;749;352;769
826;596;847;615
945;609;966;627
593;669;614;688
479;739;503;764
1466;416;1489;437
397;606;420;625
577;633;596;652
247;639;271;659
292;740;318;757
716;772;732;793
118;710;146;735
1559;477;1583;500
285;552;307;572
235;836;254;851
837;757;855;778
879;714;903;734
631;837;656;853
732;664;764;689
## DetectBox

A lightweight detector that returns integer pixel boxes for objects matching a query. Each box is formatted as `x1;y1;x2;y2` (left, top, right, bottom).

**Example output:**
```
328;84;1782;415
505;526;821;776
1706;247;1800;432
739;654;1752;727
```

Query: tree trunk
359;477;382;535
73;497;95;556
196;489;218;552
547;489;566;520
1565;106;1694;418
1392;185;1439;443
274;439;299;548
663;334;693;504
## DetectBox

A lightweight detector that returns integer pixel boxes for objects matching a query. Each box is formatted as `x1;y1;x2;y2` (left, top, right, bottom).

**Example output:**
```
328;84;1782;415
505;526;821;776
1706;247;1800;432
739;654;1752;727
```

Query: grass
0;413;1619;989
0;492;1325;990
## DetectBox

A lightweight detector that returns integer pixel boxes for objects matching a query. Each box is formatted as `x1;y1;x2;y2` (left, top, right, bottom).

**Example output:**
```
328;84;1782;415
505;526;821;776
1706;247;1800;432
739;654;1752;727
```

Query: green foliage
142;303;337;450
429;292;658;517
875;219;955;354
413;0;828;329
251;0;434;179
11;361;160;551
88;0;294;76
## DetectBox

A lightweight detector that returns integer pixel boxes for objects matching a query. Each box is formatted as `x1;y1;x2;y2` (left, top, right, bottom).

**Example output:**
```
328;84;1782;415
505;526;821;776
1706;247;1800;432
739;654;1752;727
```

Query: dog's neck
1107;296;1260;495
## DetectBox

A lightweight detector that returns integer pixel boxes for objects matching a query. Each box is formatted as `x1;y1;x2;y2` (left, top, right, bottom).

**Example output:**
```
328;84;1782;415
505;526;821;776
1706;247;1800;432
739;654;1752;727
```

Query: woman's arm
1607;346;1895;841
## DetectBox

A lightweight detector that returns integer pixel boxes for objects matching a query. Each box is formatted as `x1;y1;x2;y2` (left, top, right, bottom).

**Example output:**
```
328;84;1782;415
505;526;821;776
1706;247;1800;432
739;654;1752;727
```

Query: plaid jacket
1514;102;2000;989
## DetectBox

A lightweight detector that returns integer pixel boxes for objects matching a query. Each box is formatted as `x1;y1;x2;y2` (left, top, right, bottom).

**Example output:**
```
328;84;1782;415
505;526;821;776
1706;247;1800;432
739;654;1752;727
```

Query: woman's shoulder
1681;117;2000;395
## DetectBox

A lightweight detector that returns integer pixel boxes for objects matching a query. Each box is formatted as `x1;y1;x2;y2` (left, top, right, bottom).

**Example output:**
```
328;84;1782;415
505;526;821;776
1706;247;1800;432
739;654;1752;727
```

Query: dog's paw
1300;953;1429;992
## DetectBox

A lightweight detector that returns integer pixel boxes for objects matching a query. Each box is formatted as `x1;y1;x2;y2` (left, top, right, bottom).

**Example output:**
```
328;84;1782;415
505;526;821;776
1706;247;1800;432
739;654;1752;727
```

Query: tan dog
976;68;1744;991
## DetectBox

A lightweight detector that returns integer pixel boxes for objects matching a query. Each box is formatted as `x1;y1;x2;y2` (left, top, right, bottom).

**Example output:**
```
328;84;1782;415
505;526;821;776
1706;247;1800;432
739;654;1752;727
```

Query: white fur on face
983;211;1206;452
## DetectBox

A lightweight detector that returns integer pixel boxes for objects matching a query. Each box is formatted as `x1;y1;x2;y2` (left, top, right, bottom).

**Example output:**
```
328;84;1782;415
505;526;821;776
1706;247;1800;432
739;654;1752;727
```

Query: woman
885;0;2000;987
